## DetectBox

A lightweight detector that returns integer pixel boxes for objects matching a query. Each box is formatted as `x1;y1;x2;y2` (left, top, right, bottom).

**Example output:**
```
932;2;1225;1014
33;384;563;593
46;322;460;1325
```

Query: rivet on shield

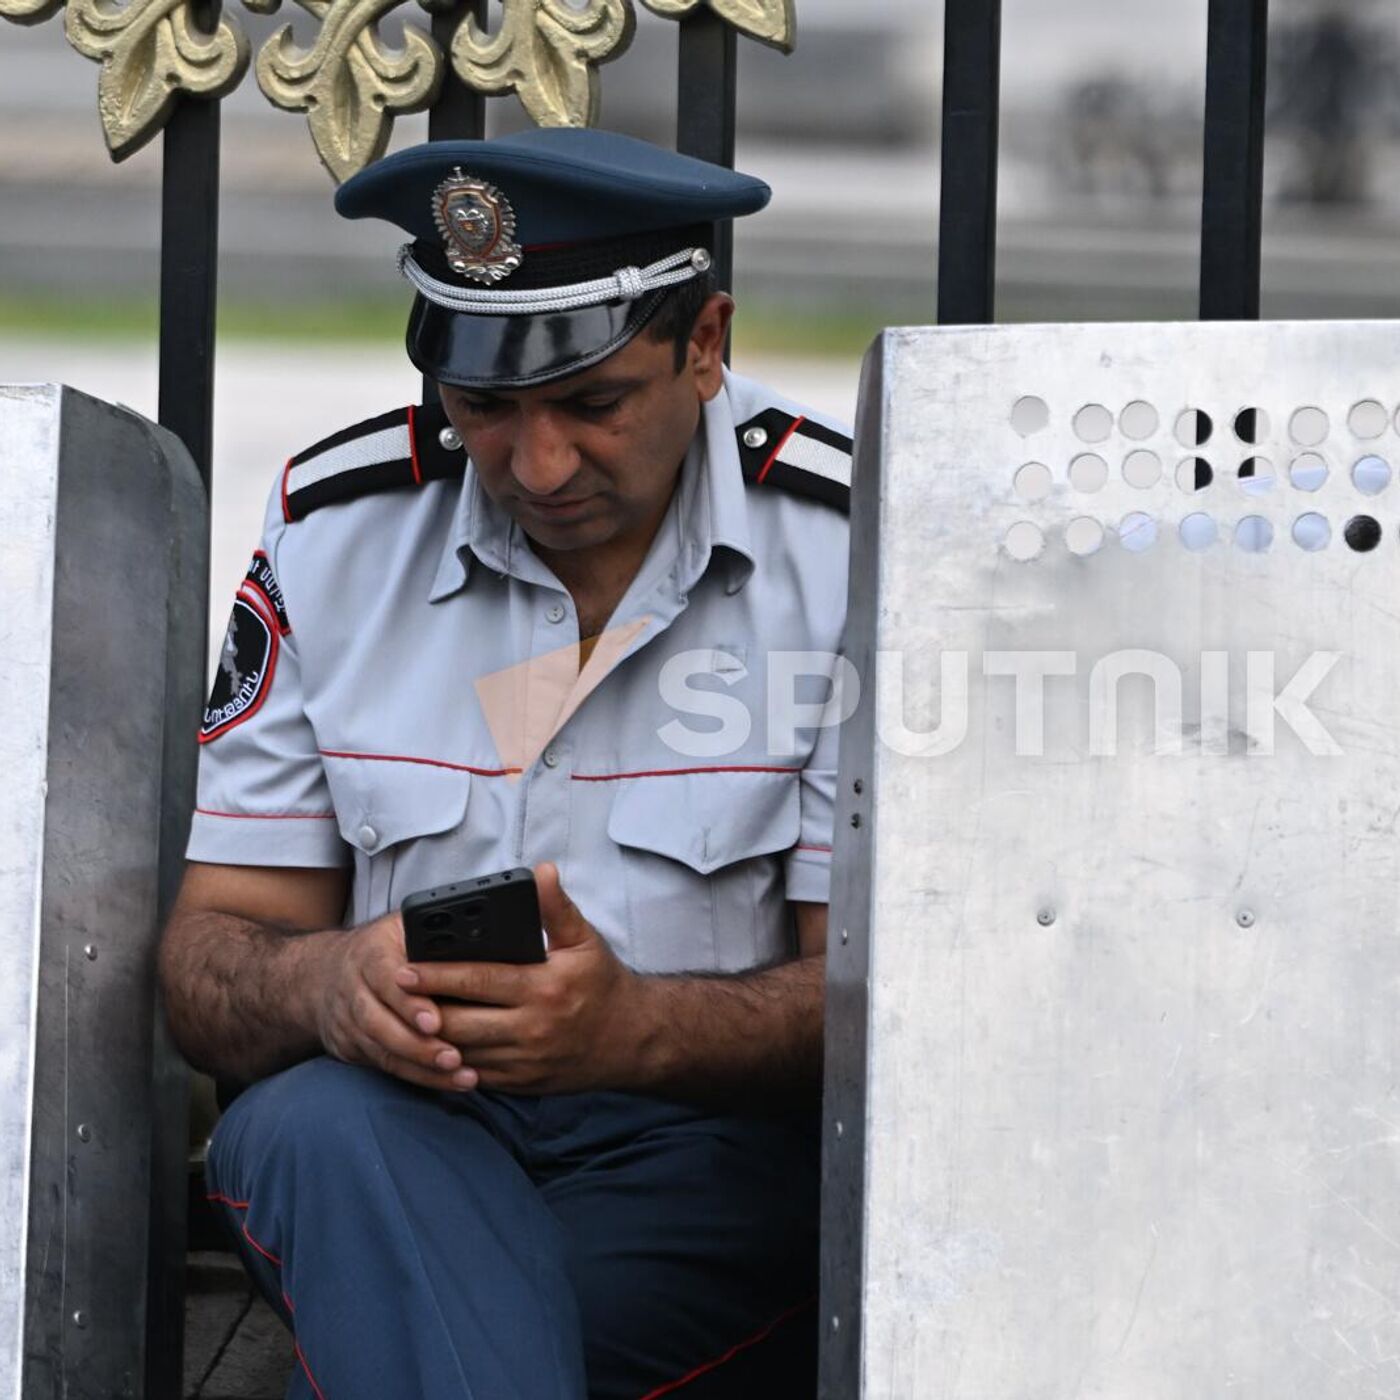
1037;908;1056;927
1236;908;1256;928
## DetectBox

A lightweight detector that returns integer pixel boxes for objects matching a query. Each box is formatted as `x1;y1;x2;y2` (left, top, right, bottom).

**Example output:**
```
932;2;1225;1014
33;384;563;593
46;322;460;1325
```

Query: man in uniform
160;127;853;1398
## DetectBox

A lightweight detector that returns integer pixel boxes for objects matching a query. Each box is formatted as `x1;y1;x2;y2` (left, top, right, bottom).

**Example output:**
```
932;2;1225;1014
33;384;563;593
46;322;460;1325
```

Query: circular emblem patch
432;168;523;285
200;595;279;743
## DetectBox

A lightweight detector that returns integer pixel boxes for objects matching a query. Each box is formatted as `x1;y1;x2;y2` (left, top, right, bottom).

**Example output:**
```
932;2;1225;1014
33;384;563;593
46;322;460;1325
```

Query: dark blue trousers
206;1057;819;1399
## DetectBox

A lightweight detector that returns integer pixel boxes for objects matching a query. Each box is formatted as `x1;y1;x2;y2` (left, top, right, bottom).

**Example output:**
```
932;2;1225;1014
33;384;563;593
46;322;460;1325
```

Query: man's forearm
159;911;332;1083
626;954;825;1107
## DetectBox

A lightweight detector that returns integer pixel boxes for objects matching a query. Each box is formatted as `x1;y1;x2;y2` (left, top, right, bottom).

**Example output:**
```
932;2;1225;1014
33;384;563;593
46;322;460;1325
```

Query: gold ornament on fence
452;0;634;131
63;0;249;158
0;0;62;28
251;0;443;183
639;0;792;53
1;0;795;176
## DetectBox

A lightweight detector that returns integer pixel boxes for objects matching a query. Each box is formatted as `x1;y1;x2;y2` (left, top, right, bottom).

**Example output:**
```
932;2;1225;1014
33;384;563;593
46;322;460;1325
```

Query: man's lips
522;495;597;516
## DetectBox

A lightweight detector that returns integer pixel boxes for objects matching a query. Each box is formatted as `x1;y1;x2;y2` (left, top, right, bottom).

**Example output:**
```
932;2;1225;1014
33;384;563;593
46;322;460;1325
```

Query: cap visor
407;292;665;390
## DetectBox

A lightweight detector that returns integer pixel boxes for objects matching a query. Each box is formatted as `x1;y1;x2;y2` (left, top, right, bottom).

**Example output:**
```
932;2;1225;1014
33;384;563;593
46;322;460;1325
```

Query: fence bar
430;0;487;141
676;11;738;293
151;90;220;1400
425;1;487;401
1200;0;1270;320
937;0;1002;325
157;97;220;491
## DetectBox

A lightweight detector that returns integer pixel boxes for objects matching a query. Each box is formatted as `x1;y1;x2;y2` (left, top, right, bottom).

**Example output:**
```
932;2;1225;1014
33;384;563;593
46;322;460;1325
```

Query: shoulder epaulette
281;401;466;523
735;409;851;514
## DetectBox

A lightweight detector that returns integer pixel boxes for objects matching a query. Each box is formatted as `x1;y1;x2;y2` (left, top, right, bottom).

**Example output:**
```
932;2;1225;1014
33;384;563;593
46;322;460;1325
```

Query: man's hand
397;862;646;1095
312;910;481;1093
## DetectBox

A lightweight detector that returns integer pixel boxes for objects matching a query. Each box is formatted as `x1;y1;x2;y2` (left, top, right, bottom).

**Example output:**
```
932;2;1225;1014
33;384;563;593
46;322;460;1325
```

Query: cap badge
432;169;523;285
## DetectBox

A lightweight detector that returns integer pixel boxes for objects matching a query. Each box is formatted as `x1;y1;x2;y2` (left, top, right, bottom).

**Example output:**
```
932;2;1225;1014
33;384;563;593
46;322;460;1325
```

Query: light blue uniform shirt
188;370;850;974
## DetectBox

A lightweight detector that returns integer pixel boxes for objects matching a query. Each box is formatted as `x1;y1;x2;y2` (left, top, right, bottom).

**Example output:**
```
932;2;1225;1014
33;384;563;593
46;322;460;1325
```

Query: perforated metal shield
822;322;1400;1397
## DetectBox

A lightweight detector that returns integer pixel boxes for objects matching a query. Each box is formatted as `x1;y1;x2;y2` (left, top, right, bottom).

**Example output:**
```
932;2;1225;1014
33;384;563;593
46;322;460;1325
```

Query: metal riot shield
0;385;206;1399
823;322;1400;1397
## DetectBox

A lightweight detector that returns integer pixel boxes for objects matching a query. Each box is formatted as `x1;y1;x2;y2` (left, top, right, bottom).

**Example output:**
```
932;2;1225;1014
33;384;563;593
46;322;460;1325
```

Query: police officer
160;127;853;1398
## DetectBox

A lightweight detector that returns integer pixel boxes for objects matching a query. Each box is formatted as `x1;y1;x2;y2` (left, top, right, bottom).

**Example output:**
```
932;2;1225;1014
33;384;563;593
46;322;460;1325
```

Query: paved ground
184;1254;294;1400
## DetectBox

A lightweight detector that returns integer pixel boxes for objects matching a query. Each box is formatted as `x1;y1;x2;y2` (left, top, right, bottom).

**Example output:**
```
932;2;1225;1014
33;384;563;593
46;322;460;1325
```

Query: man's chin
518;507;614;551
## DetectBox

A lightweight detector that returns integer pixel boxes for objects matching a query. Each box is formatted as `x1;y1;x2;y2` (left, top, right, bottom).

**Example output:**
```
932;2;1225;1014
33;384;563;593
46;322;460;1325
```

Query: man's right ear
691;293;735;402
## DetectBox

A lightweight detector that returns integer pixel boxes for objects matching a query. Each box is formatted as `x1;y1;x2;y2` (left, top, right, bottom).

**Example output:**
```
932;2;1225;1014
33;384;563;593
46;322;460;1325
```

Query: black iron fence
939;0;1271;326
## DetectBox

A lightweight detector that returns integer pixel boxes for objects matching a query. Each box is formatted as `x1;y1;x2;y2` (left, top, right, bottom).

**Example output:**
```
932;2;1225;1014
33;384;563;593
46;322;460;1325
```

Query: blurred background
3;0;1400;619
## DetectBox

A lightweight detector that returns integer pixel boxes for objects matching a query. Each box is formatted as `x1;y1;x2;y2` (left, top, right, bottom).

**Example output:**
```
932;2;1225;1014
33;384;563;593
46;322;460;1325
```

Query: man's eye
576;398;622;417
459;398;499;415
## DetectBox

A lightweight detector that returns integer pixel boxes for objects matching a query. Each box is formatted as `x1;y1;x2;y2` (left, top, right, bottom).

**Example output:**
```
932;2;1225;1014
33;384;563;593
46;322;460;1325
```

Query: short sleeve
186;481;347;869
782;652;843;904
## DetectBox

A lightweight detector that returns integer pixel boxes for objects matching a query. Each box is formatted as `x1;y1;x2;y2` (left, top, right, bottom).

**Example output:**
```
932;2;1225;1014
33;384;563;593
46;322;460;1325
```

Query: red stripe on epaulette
758;415;805;484
407;403;423;485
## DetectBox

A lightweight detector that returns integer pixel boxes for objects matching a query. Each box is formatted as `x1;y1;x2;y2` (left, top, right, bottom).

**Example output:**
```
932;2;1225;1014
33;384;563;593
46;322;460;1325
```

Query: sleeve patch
243;550;290;634
200;596;280;743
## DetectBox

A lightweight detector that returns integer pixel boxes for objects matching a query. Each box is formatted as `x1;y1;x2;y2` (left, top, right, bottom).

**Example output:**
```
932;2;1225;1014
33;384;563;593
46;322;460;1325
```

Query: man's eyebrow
549;377;645;403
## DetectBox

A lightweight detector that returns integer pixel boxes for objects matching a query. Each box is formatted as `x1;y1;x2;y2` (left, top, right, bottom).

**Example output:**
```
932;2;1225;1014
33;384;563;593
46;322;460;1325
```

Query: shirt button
743;425;769;449
357;824;379;850
546;602;566;624
542;747;559;769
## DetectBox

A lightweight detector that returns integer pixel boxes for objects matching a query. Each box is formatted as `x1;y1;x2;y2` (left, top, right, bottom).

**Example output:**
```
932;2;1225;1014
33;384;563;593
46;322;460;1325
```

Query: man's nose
511;411;580;497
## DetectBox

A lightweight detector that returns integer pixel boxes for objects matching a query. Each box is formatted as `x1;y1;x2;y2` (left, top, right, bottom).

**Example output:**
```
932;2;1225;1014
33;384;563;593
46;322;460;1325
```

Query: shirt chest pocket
604;770;800;973
323;757;472;925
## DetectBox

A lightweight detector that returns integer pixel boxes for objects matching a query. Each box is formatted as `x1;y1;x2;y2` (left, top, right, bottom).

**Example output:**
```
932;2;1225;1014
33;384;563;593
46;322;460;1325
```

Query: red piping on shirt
637;1295;817;1399
206;1192;327;1400
406;403;423;485
571;763;801;782
196;807;337;821
756;415;805;484
280;457;294;523
794;843;832;854
319;748;520;777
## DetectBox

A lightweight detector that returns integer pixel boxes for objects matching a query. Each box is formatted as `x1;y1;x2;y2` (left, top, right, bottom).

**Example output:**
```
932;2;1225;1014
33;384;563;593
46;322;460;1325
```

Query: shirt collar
428;372;757;604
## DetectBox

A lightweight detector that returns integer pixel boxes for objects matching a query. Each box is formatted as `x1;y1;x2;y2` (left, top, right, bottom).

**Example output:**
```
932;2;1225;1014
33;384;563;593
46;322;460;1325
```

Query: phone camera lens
422;910;452;933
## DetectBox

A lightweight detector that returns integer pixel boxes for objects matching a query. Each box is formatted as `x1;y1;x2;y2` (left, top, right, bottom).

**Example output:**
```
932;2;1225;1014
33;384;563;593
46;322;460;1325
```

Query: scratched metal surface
0;388;204;1399
822;322;1400;1398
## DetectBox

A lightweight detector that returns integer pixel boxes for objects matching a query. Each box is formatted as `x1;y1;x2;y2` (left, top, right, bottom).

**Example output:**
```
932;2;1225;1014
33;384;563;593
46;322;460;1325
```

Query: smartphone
401;867;546;964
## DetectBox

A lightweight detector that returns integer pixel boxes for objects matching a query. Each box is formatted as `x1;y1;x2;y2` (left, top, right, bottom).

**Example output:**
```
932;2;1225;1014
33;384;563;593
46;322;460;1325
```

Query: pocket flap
323;756;471;854
606;770;799;874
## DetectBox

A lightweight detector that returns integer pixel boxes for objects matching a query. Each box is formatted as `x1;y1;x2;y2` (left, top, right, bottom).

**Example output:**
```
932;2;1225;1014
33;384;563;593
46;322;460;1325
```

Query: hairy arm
630;903;827;1106
159;862;472;1090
